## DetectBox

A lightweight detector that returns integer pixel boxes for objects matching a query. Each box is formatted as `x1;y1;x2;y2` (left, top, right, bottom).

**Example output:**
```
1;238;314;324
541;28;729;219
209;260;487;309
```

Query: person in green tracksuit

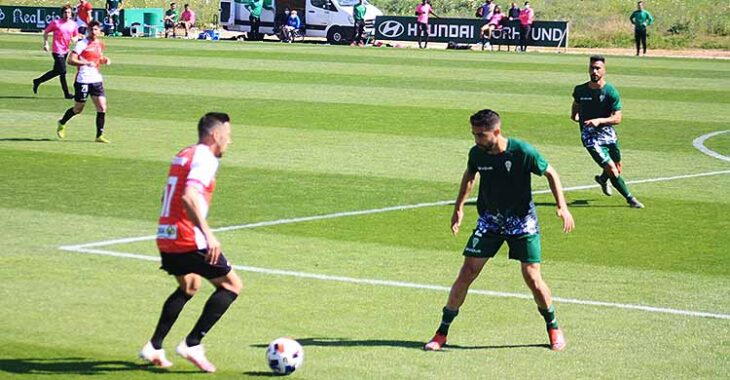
247;0;263;40
629;1;654;56
351;0;367;46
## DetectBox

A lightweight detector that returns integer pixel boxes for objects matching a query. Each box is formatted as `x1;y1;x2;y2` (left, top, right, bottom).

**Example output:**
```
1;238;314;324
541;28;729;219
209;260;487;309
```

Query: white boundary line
58;169;730;321
59;169;730;251
58;246;730;320
693;130;730;162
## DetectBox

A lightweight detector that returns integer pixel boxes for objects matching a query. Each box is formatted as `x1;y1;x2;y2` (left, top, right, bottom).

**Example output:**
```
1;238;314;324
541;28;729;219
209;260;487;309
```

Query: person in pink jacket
33;4;80;99
518;1;534;52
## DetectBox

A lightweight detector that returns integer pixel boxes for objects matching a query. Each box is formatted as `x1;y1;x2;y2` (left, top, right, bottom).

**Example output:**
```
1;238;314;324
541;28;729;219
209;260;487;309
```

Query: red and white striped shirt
157;144;219;253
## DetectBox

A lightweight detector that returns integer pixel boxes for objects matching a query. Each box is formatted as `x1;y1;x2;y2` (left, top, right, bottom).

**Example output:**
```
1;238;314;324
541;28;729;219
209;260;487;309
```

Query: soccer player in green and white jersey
424;109;574;352
572;55;644;208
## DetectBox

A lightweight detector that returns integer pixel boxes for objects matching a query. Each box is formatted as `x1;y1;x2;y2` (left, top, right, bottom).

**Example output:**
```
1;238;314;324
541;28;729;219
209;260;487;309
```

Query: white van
219;0;383;44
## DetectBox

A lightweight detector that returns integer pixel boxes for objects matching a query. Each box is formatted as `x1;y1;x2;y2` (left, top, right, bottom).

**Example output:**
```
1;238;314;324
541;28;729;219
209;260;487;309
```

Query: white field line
59;169;730;251
693;130;730;162
59;245;730;320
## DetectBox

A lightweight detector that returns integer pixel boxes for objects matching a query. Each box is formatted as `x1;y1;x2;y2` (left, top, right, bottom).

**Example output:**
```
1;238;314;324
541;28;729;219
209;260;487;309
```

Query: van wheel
327;27;347;44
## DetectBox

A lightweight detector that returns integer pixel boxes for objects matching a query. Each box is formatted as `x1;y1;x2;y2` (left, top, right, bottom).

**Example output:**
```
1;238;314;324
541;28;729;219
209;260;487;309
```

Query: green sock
538;305;559;329
436;307;459;336
609;175;632;199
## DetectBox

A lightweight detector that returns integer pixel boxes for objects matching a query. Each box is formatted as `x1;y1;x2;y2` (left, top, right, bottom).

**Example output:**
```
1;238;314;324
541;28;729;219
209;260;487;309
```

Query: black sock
436;307;459;336
599;172;609;182
150;288;193;350
59;74;70;96
185;288;238;347
95;112;105;138
59;107;77;124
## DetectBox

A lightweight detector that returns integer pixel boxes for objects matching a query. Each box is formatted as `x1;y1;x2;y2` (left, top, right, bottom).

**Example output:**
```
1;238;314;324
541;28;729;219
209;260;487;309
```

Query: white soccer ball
266;337;304;375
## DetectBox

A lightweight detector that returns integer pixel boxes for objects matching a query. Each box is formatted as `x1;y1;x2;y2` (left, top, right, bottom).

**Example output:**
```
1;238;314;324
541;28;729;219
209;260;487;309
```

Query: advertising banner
374;16;568;47
0;5;107;31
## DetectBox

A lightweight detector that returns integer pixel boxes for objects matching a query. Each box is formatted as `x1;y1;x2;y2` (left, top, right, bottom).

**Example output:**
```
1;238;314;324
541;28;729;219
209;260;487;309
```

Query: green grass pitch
0;34;728;379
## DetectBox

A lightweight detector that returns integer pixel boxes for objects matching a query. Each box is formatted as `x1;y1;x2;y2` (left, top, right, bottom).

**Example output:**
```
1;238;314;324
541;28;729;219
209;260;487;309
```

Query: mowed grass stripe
1;107;726;185
7;48;730;93
5;57;729;105
4;33;730;73
3;70;729;124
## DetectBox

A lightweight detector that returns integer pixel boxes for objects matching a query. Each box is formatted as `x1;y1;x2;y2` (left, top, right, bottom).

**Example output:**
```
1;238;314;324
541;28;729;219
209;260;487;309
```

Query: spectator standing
33;4;79;99
508;2;520;20
164;3;179;38
351;0;367;46
518;1;534;52
247;0;264;40
629;1;654;56
179;4;196;38
415;0;438;49
75;0;94;34
105;0;123;36
274;7;290;39
476;0;495;22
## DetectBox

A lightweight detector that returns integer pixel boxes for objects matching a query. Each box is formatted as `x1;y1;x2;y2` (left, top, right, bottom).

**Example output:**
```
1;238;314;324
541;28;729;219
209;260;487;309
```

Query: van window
311;0;329;9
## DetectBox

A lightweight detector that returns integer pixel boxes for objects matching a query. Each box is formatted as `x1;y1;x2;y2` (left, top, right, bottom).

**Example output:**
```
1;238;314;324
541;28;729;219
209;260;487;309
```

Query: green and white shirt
572;81;623;147
467;138;548;236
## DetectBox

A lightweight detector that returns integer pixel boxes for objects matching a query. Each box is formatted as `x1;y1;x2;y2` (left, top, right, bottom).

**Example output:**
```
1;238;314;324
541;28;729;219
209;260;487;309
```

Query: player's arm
570;101;580;123
181;185;221;264
629;11;636;25
68;51;91;67
544;165;574;233
42;30;51;51
585;110;622;127
451;168;478;235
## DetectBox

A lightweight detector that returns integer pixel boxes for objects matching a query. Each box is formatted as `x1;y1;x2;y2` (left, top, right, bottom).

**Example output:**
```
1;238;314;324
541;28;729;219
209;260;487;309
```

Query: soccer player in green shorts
571;55;644;208
424;109;575;352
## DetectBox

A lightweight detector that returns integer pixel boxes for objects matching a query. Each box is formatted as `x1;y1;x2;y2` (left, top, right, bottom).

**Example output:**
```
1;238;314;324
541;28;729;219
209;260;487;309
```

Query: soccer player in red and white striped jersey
139;113;242;373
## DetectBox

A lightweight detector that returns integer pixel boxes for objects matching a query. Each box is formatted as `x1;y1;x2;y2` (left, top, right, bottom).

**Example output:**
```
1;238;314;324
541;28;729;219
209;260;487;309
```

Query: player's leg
56;53;73;99
141;273;201;368
605;144;643;208
90;89;110;143
56;83;87;139
33;54;62;94
178;251;241;373
635;29;641;56
521;263;566;351
641;29;647;55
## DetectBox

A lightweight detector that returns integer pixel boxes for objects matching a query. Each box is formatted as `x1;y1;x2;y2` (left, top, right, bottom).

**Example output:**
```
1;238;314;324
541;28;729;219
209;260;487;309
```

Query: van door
306;0;332;36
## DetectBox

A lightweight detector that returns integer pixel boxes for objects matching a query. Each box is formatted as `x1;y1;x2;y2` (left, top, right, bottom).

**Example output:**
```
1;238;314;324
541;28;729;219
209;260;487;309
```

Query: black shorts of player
160;249;232;279
417;22;428;35
164;20;175;29
74;82;105;103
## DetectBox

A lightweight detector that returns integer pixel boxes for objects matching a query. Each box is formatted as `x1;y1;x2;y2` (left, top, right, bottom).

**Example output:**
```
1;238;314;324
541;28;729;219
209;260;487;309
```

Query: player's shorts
159;249;232;279
74;82;105;102
164;20;175;29
586;142;621;167
463;231;542;263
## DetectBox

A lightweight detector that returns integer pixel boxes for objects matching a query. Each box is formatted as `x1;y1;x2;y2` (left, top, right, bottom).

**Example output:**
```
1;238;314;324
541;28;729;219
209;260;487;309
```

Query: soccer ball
266;337;304;375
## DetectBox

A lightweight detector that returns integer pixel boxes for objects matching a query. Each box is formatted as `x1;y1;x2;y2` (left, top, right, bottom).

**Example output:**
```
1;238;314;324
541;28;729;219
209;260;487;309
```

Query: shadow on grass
0;357;201;375
252;337;549;351
243;371;281;377
0;138;55;142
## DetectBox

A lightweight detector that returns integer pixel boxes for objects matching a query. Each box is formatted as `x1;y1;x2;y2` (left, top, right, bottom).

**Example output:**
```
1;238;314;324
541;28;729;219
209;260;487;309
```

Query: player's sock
598;172;609;183
59;107;77;125
185;288;238;347
150;288;193;350
95;112;105;138
609;175;633;199
436;307;459;336
538;305;559;329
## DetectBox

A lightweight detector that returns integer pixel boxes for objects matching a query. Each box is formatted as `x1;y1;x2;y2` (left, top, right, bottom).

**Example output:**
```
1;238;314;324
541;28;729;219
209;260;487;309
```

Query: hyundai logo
378;20;405;38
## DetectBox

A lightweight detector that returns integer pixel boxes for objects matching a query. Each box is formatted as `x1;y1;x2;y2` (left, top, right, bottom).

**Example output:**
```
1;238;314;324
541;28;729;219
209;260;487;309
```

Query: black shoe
64;93;75;100
594;175;612;196
627;197;645;209
33;79;40;94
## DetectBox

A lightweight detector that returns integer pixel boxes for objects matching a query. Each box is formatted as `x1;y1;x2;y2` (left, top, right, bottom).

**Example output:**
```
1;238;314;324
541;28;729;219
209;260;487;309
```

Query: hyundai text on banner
374;16;568;47
0;5;107;30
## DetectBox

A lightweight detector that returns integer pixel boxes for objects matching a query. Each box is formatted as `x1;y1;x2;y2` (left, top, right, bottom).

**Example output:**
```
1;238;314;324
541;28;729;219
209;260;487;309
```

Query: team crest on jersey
599;94;606;102
157;224;178;239
505;160;512;173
